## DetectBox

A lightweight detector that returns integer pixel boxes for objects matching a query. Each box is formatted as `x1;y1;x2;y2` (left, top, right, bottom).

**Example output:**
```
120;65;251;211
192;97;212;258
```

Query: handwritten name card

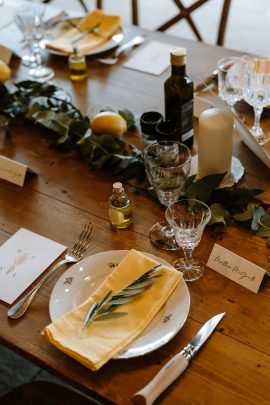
207;244;266;293
0;155;34;186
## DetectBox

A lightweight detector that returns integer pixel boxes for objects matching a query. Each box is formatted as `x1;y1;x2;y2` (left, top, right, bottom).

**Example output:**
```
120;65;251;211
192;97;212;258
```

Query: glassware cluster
143;141;191;251
217;56;270;145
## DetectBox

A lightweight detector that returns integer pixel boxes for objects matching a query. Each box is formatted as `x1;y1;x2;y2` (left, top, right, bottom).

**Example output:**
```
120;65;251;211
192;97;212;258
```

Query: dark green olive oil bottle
164;47;194;148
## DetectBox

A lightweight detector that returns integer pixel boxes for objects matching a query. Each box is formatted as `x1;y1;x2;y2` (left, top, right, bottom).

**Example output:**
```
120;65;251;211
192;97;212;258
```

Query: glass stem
33;41;42;69
183;248;194;269
253;106;263;131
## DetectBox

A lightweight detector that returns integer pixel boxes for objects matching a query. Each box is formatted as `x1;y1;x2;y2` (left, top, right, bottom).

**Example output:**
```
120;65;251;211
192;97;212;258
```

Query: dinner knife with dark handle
132;312;225;405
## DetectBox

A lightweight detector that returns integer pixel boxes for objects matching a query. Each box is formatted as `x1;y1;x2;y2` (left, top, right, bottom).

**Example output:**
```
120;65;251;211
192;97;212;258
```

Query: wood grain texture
0;20;270;405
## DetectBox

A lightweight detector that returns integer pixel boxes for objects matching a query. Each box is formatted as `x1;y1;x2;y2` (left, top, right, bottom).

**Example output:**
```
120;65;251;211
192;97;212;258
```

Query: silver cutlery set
7;222;93;319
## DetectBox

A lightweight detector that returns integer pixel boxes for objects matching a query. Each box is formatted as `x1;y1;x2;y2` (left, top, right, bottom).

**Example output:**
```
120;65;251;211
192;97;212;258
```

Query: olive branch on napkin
81;264;162;336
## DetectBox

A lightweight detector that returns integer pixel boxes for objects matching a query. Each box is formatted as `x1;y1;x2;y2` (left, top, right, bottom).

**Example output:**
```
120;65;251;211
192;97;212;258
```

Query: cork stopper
170;47;187;66
113;182;123;193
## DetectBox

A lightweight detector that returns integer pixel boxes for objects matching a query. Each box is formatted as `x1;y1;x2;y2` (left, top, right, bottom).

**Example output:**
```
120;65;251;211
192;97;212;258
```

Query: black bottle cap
140;111;163;139
155;120;179;142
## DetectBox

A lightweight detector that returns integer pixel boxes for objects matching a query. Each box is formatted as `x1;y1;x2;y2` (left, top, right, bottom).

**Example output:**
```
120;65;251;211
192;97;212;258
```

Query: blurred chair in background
157;0;231;46
96;0;139;25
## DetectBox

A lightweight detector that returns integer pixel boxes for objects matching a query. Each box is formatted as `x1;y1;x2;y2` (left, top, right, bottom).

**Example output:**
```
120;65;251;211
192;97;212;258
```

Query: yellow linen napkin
45;9;121;54
42;249;182;371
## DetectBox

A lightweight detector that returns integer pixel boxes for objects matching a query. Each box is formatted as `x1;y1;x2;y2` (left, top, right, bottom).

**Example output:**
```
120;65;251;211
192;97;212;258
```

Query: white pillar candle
198;108;234;178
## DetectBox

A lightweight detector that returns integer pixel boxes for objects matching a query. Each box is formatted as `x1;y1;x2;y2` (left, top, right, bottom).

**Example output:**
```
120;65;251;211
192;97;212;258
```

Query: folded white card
123;41;176;76
0;155;36;186
207;243;266;293
0;228;66;304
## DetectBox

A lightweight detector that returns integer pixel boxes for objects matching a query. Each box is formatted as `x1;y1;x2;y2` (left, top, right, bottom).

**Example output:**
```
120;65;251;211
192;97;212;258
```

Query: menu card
123;41;176;76
0;228;66;304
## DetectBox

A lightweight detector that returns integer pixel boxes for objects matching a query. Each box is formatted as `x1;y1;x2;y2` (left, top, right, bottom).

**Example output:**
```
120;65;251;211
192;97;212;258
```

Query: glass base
149;220;181;251
173;257;204;281
250;125;269;145
21;54;37;68
28;66;55;83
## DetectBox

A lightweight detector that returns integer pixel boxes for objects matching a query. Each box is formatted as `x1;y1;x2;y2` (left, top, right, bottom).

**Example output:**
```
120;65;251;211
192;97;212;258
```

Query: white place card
123;41;176;76
207;244;266;293
0;155;35;186
0;228;67;304
0;45;12;65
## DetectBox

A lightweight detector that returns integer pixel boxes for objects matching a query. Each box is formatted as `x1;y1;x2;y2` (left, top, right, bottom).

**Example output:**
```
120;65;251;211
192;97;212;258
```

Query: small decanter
68;47;87;81
109;182;133;229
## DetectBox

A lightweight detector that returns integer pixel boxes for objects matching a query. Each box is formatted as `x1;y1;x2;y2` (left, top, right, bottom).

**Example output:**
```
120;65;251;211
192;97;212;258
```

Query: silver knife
132;312;225;405
194;69;218;93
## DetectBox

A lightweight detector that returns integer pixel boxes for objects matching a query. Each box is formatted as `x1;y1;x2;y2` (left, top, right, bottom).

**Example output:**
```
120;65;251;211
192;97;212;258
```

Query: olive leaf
81;264;162;335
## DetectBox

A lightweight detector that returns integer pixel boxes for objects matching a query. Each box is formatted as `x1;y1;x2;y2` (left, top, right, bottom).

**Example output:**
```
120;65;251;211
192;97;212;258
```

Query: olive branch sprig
80;264;162;336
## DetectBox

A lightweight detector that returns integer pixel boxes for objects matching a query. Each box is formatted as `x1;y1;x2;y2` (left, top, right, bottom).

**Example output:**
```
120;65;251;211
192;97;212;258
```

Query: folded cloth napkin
42;249;182;371
45;9;121;54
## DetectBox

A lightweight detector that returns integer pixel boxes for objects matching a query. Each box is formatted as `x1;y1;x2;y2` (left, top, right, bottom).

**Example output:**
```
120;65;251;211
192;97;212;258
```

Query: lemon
91;111;127;137
0;60;11;83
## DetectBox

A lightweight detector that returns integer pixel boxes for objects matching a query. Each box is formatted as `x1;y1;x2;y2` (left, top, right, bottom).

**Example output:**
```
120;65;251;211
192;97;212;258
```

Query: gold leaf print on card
6;250;30;275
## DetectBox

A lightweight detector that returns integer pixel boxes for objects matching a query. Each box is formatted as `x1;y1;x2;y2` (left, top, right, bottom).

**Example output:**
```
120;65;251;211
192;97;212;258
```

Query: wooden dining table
1;4;270;404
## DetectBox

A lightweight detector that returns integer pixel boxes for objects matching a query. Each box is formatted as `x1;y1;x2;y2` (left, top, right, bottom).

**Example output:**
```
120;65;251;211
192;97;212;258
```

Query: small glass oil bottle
68;47;87;81
109;182;133;229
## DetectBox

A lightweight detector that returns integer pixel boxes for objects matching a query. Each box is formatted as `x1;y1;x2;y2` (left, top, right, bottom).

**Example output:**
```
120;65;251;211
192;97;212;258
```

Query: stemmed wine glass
166;199;211;281
14;2;54;82
143;141;191;250
243;58;270;145
217;56;247;112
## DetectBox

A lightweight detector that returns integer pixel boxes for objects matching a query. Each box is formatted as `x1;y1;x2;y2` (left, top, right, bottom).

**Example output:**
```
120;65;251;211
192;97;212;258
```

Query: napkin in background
42;249;182;371
123;41;176;76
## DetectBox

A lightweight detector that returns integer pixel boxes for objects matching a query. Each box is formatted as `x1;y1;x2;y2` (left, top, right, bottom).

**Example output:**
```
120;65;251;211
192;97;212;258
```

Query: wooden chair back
157;0;232;46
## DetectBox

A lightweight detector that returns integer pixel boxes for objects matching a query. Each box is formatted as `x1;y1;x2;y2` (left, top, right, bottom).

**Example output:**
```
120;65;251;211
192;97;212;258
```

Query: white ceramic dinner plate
49;250;190;359
43;17;124;57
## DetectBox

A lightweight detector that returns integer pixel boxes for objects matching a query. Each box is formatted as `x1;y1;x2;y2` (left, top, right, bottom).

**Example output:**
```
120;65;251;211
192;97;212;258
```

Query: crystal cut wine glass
217;56;247;112
243;58;270;145
166;199;211;281
143;141;191;250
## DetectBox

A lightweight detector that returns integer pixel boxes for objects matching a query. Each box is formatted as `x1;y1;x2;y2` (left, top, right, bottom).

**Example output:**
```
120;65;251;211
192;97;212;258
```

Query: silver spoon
95;35;145;65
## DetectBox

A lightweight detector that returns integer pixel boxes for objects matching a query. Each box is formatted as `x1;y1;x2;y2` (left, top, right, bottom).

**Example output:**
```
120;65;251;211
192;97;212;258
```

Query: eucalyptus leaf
233;203;255;222
118;109;135;128
208;203;230;226
185;173;225;202
251;205;266;230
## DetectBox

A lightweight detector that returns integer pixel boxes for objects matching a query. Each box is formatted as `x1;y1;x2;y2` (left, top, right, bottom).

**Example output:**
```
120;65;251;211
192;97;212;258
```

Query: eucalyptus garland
1;80;270;245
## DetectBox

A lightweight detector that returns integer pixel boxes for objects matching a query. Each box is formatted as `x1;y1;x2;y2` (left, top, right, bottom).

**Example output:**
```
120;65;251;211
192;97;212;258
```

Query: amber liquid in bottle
109;182;133;229
164;48;194;148
68;48;87;81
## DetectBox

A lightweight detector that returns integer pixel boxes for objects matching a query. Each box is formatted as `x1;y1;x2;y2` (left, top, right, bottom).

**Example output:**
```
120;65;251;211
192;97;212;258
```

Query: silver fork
95;35;145;65
7;223;93;320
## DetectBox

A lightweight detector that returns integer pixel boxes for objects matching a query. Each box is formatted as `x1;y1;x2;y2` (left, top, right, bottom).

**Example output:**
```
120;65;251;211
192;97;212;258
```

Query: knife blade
194;69;218;93
132;312;225;405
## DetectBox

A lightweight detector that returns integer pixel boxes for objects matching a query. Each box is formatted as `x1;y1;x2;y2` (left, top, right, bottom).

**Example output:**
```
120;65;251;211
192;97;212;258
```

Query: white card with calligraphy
207;244;266;293
0;228;66;304
0;155;36;187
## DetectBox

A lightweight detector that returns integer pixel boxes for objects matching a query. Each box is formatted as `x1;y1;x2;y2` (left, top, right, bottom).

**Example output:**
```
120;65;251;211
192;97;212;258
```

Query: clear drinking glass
217;56;247;111
143;141;191;250
243;58;270;145
14;5;39;67
14;3;54;81
166;199;211;281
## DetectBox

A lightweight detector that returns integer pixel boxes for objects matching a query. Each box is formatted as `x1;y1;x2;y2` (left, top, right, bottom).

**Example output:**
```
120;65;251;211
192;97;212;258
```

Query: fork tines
71;223;93;257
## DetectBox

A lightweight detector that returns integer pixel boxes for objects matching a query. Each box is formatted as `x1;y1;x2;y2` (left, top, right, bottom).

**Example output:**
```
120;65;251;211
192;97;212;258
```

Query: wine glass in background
14;5;40;67
243;58;270;145
217;56;247;112
143;141;191;250
14;3;54;82
166;199;211;282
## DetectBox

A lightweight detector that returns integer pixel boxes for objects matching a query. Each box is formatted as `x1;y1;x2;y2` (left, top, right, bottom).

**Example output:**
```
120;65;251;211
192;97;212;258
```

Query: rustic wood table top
0;8;270;405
